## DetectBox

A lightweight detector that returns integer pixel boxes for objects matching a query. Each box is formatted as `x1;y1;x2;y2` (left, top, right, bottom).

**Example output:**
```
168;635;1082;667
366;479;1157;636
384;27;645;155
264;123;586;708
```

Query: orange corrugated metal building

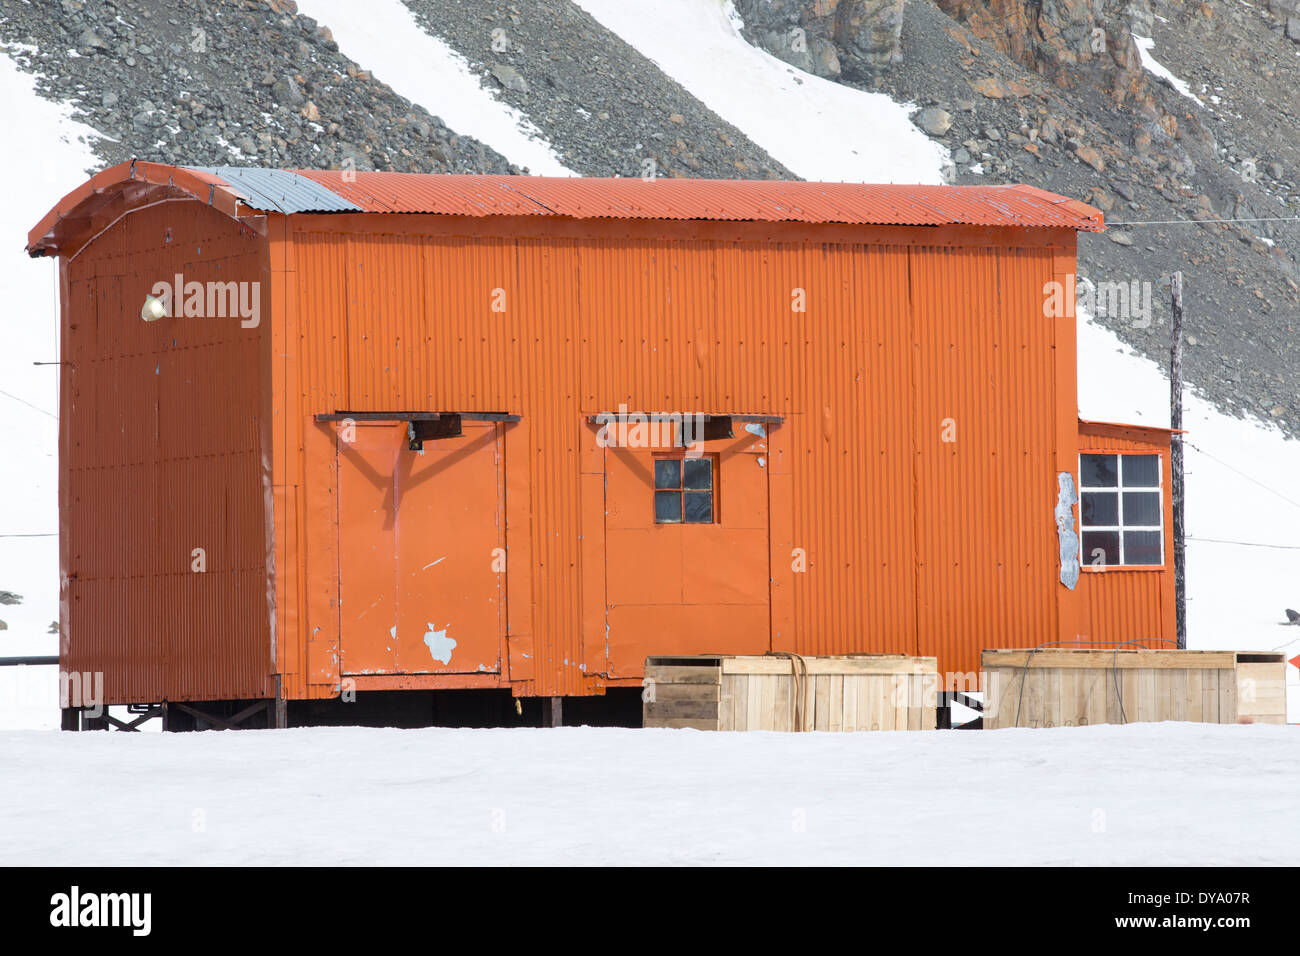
29;161;1177;720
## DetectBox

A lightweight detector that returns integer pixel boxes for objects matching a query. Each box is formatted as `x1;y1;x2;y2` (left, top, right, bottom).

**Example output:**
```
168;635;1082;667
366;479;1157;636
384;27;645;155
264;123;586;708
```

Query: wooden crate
982;649;1287;729
642;655;938;731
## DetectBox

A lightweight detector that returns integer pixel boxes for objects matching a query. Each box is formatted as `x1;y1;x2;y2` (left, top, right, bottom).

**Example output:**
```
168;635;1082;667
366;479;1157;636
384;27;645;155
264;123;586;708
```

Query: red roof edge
1079;417;1186;437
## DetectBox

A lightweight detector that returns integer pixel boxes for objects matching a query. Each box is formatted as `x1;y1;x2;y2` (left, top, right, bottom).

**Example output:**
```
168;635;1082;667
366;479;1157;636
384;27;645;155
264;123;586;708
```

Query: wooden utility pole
1170;272;1187;649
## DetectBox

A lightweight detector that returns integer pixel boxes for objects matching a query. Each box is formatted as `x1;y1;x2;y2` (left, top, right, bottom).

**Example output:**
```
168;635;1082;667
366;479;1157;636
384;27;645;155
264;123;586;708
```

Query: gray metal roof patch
186;166;361;214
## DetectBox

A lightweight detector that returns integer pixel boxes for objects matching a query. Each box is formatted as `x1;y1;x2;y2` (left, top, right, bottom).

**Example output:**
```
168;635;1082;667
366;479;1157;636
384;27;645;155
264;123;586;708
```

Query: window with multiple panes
654;456;714;524
1078;453;1163;567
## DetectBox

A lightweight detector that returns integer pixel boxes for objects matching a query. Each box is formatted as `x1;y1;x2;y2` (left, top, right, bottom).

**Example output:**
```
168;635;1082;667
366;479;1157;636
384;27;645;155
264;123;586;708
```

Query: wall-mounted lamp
140;294;168;322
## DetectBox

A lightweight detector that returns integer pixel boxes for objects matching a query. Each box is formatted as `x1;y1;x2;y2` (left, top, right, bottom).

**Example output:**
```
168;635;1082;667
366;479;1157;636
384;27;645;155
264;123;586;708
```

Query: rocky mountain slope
738;0;1300;429
2;0;1298;432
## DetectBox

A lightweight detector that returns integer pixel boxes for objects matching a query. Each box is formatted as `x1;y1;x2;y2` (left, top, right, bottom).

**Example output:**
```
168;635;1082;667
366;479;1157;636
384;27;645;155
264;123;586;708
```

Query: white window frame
1078;452;1164;568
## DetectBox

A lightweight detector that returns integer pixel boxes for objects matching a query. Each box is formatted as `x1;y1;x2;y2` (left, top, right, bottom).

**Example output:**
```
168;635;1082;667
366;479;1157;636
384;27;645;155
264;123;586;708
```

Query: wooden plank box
643;655;938;731
981;649;1287;729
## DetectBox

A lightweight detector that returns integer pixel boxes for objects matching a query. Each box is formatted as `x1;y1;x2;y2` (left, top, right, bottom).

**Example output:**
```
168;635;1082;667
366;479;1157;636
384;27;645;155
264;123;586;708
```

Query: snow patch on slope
0;49;102;730
573;0;947;184
295;0;574;175
1132;35;1204;106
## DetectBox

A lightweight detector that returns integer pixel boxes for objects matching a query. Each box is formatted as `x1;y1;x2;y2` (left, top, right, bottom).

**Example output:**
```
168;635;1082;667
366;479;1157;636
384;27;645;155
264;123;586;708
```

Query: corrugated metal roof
288;171;1104;231
187;166;362;213
29;162;1105;256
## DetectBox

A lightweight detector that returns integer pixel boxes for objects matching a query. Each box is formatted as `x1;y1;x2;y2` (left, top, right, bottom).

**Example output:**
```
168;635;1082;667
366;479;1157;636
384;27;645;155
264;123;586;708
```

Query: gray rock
808;37;841;77
77;28;107;51
761;29;814;73
272;74;304;106
490;64;529;93
914;107;952;136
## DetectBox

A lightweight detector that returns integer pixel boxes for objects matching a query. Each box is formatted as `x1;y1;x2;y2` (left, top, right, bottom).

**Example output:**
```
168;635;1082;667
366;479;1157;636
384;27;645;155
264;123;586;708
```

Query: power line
0;388;56;420
1106;215;1300;227
1185;440;1300;511
1186;535;1300;551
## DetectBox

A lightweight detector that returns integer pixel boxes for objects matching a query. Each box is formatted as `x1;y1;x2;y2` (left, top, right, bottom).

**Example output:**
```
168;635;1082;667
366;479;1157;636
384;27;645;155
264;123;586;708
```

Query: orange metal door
603;431;772;676
337;421;505;675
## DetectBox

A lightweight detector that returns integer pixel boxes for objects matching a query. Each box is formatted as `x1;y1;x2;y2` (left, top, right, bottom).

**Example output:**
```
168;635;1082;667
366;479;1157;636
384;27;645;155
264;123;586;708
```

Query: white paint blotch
424;623;456;664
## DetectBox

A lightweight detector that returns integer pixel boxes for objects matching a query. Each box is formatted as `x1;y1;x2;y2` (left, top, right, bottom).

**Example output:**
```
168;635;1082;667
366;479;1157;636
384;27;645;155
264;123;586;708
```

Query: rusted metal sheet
289;171;1104;230
59;199;271;704
908;244;1061;678
36;164;1160;708
27;161;248;256
282;216;1080;696
31;164;1104;258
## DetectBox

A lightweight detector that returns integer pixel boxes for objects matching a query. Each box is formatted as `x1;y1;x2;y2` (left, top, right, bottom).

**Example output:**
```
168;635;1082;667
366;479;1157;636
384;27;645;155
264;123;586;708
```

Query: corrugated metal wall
61;202;271;704
284;217;1076;697
910;244;1060;676
1076;425;1176;647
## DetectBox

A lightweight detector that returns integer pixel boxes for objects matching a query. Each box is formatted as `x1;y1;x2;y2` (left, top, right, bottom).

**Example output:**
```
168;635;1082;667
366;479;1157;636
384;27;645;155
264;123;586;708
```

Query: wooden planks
982;650;1237;670
1236;662;1287;725
982;650;1286;729
642;661;723;729
643;655;937;731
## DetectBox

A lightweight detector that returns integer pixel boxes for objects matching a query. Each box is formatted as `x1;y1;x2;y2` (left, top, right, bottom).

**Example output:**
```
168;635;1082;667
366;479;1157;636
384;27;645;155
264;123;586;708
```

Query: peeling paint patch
423;623;456;664
422;557;446;570
1055;472;1080;590
757;456;766;468
744;422;766;438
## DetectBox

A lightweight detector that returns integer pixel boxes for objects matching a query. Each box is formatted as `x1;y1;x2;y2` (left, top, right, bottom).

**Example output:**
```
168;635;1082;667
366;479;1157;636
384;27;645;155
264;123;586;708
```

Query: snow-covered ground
0;50;100;730
293;0;574;175
574;0;948;183
0;722;1293;864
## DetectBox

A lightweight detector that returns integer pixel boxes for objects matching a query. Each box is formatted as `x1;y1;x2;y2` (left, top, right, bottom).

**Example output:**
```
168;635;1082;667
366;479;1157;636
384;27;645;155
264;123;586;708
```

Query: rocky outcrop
934;0;1155;104
732;0;905;77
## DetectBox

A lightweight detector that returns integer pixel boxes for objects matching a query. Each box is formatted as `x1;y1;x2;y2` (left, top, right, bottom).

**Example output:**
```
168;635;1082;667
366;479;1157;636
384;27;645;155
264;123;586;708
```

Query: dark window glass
1082;531;1120;567
656;456;714;524
1122;492;1161;527
1080;454;1118;488
1124;531;1163;565
683;457;712;490
1081;492;1118;527
655;490;681;523
1122;454;1160;487
654;459;681;490
683;491;712;523
1079;452;1164;567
